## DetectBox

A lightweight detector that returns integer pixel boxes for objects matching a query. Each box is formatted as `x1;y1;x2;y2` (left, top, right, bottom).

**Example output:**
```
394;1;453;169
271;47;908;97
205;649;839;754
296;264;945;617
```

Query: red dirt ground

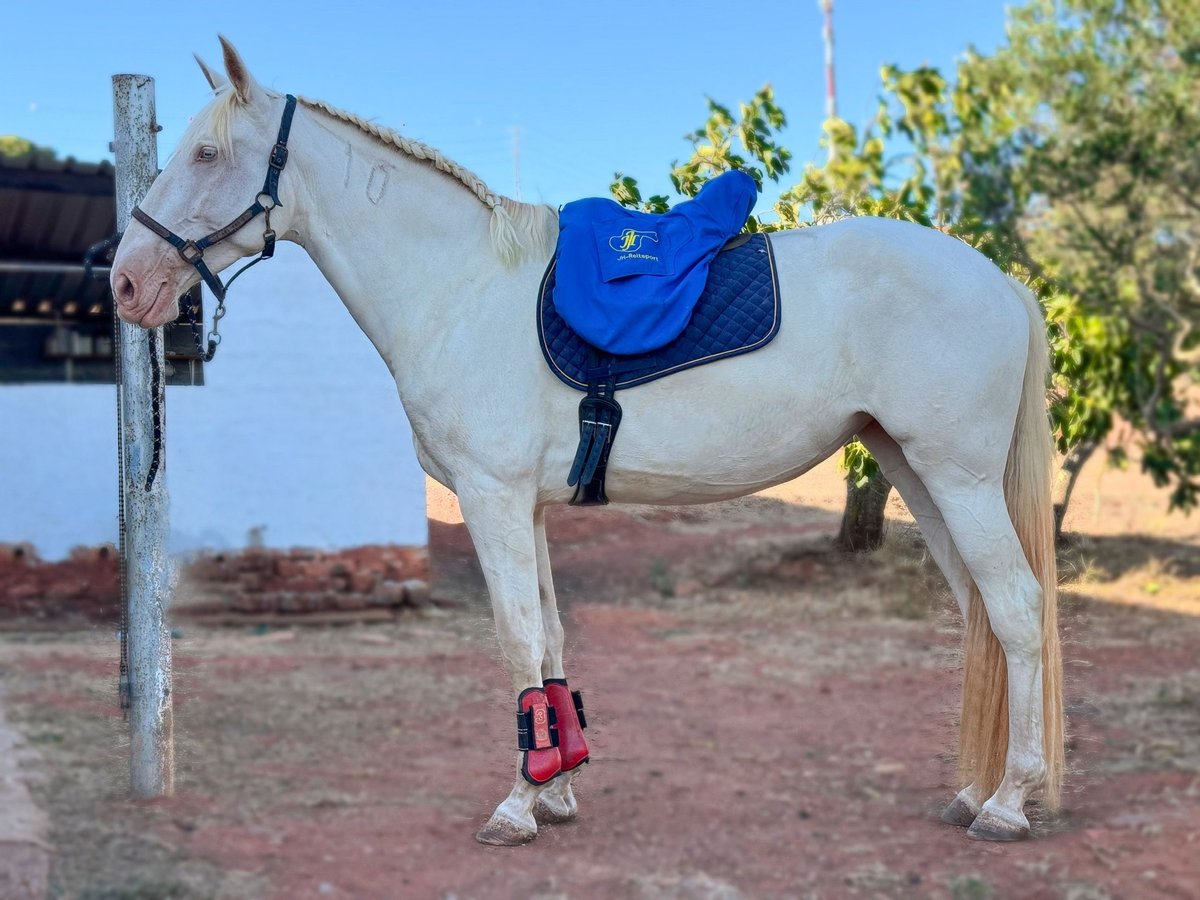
2;457;1198;898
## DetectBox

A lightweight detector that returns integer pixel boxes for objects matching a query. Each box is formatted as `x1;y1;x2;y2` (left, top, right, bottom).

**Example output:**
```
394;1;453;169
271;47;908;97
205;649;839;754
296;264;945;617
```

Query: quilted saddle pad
538;232;780;391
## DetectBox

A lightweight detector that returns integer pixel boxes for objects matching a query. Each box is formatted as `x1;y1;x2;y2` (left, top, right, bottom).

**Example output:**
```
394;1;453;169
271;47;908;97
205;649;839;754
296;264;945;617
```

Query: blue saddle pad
552;170;759;354
538;232;780;391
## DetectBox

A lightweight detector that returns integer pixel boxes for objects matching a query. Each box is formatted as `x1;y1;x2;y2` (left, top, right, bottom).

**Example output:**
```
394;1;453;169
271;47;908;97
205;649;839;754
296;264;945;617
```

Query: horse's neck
287;111;513;378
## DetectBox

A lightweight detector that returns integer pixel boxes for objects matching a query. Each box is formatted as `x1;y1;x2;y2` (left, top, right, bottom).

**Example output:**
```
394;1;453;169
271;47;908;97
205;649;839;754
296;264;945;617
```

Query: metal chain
112;300;132;713
91;233;133;712
184;287;226;362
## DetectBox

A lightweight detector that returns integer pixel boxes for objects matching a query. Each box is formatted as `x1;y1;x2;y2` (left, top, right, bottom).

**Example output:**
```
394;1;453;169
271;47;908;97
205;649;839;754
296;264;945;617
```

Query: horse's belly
600;408;868;504
562;341;868;505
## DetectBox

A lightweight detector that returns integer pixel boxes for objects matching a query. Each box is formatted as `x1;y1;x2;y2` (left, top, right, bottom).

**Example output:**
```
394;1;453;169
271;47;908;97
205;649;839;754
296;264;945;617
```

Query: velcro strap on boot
571;689;588;730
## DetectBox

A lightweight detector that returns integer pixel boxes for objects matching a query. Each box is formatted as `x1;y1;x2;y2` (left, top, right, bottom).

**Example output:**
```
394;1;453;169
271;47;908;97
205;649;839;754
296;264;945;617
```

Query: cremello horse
112;39;1064;845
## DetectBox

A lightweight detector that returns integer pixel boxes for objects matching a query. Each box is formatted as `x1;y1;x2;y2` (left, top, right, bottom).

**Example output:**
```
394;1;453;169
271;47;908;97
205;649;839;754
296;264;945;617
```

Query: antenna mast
820;0;837;162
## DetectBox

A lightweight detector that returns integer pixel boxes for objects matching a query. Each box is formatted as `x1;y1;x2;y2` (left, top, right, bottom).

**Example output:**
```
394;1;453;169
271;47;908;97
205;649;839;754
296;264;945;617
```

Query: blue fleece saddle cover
552;170;759;355
538;232;780;391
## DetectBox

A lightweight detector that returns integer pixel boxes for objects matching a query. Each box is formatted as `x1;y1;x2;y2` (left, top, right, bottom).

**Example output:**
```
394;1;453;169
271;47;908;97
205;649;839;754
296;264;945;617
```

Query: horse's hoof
475;814;537;846
941;796;980;828
966;805;1030;842
533;798;577;826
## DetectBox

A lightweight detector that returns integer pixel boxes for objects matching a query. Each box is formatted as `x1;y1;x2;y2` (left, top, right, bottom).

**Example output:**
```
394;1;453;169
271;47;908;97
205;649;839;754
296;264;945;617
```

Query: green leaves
609;1;1200;515
611;85;790;225
609;173;670;214
841;439;881;489
961;0;1200;511
671;87;793;201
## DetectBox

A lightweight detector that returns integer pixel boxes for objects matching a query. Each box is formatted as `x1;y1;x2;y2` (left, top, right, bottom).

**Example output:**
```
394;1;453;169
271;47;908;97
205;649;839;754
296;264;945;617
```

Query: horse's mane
181;88;557;267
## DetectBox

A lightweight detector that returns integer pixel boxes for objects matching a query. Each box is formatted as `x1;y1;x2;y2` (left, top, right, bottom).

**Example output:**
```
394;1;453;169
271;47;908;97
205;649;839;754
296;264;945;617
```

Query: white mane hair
176;88;558;267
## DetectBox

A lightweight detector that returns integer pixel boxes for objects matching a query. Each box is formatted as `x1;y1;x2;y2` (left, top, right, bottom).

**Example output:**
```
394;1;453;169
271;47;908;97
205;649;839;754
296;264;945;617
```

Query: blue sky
3;1;1010;211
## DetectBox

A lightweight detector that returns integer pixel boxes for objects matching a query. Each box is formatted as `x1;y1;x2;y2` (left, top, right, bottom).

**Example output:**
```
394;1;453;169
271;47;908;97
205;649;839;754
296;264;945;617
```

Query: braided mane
298;95;557;267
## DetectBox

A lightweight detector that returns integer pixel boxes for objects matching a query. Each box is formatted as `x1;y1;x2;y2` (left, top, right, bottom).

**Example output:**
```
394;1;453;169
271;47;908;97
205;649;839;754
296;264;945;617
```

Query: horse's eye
195;146;218;162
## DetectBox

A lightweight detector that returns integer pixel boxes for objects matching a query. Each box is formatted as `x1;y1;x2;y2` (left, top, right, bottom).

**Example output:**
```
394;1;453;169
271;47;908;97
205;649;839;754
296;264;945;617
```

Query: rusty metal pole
112;73;174;797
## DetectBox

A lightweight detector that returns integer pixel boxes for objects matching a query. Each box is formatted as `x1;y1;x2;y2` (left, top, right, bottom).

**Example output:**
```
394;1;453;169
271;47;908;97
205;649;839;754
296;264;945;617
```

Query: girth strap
568;353;646;506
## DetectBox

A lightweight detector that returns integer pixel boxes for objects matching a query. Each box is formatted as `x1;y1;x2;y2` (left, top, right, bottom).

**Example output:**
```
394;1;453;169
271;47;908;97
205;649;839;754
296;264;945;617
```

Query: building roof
0;152;202;385
0;152;117;321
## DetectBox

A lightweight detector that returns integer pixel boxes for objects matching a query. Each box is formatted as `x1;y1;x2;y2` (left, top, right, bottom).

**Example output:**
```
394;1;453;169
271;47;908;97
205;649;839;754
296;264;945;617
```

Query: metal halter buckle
269;142;289;170
178;240;203;264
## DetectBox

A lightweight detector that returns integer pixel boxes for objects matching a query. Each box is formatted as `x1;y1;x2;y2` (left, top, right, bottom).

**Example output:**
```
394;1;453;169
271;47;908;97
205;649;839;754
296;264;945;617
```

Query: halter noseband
131;94;298;304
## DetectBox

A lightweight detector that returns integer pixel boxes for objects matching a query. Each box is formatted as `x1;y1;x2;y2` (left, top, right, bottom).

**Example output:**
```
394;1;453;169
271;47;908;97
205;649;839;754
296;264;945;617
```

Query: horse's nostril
113;271;136;307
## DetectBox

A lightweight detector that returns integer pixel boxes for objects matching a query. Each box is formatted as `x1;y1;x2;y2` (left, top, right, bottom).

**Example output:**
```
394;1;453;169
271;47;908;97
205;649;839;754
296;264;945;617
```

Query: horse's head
112;38;299;328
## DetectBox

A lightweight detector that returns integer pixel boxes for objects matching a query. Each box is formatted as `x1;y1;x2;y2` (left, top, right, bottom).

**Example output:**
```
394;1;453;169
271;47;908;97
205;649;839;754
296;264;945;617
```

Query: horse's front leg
458;483;559;846
530;507;589;826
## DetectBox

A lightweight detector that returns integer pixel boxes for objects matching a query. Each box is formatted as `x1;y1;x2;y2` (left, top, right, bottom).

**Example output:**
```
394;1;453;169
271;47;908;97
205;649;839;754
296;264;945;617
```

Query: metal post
820;0;837;162
112;73;174;797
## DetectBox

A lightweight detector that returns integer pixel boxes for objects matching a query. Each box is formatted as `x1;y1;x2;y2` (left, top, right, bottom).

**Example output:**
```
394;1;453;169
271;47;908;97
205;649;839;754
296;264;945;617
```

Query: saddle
552;170;759;355
539;182;782;505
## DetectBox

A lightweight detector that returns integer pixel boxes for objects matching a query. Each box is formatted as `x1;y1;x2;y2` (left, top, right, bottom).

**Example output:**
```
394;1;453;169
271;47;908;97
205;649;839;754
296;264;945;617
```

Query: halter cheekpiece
130;94;297;357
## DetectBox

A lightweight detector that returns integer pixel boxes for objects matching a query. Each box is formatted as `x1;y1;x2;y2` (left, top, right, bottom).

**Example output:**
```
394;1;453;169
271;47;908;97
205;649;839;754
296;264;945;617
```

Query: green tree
611;75;966;550
614;0;1200;541
953;0;1200;519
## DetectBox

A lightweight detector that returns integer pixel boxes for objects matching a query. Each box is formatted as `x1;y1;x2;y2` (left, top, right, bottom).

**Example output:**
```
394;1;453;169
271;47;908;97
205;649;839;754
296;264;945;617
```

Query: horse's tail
959;277;1064;809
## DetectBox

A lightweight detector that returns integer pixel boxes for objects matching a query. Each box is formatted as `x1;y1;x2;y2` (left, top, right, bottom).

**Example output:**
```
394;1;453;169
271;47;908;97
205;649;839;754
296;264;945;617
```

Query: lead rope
146;330;164;492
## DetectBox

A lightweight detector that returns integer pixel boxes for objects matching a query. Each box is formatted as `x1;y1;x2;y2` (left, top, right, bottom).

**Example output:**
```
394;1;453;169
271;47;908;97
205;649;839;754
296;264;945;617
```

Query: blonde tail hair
959;277;1065;809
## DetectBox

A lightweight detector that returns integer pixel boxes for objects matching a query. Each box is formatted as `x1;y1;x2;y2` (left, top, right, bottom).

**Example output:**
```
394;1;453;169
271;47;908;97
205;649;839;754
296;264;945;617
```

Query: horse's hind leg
910;464;1049;840
531;508;585;826
456;482;555;846
859;422;990;825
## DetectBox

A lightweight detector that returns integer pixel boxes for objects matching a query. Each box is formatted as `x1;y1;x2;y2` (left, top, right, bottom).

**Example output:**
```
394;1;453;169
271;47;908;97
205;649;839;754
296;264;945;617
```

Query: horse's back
771;217;1025;337
769;216;1033;446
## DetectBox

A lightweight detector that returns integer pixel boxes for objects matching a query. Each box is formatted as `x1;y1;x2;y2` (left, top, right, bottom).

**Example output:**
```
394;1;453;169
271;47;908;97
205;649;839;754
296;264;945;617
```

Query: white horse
112;39;1064;846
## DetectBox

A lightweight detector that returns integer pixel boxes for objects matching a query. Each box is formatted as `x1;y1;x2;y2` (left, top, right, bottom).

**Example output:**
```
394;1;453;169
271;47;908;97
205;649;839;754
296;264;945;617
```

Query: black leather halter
131;94;298;303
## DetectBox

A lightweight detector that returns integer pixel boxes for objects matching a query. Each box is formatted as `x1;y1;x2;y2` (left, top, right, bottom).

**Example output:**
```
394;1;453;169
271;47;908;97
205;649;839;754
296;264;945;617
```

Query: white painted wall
0;245;427;559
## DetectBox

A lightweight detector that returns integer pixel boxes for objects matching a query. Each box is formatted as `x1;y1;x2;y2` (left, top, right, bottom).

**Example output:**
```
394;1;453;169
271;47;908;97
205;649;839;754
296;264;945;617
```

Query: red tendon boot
543;678;589;771
517;687;561;785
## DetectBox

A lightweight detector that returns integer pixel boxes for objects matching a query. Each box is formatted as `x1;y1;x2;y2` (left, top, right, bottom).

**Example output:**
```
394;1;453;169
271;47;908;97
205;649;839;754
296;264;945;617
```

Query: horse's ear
194;54;229;92
218;35;259;103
